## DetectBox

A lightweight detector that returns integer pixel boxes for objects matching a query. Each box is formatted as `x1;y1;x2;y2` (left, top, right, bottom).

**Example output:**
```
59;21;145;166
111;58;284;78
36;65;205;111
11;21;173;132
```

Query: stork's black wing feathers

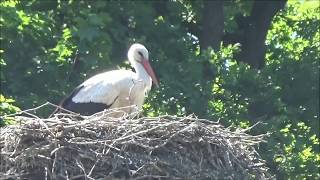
58;85;118;116
63;101;110;116
60;85;84;108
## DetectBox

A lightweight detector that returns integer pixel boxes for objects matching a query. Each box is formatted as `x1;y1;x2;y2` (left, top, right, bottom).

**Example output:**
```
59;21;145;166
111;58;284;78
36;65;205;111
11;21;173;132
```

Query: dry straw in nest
0;103;271;180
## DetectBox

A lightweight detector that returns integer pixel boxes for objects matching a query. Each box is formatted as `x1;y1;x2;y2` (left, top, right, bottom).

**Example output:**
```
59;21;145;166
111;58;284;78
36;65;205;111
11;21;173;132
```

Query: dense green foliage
0;0;319;178
0;94;20;126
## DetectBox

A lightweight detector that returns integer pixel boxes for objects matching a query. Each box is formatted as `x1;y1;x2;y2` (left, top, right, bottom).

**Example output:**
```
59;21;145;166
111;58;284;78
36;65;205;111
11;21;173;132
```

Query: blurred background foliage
0;0;319;178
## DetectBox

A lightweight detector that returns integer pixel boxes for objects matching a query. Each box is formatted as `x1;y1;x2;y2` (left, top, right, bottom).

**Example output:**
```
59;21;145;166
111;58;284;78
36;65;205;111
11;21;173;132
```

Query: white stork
59;43;159;116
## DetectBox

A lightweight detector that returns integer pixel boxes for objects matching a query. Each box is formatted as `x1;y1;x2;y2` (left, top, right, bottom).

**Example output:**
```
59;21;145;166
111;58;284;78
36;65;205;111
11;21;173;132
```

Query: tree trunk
200;0;224;51
199;0;224;78
238;0;287;69
194;1;224;118
152;0;168;16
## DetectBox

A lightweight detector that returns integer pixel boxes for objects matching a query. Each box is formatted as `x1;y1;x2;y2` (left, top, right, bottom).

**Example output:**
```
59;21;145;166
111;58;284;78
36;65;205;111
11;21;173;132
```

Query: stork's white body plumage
60;43;158;116
71;70;151;109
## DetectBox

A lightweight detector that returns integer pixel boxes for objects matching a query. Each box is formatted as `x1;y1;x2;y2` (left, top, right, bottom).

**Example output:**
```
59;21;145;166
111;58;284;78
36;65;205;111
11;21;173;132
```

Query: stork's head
128;43;159;87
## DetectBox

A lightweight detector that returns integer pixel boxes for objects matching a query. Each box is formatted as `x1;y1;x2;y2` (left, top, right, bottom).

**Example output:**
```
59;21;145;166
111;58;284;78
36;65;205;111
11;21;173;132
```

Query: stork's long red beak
141;59;159;87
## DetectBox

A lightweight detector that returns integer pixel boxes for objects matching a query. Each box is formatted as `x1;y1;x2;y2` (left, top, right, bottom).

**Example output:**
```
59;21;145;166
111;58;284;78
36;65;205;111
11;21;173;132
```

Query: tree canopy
0;0;319;178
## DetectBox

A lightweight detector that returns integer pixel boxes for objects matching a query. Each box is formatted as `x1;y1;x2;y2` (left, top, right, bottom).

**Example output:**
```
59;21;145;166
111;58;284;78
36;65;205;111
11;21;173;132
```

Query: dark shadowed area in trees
0;0;319;178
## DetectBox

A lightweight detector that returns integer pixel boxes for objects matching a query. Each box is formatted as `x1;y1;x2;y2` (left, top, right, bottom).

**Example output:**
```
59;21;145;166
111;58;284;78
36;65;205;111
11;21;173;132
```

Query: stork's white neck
131;61;152;88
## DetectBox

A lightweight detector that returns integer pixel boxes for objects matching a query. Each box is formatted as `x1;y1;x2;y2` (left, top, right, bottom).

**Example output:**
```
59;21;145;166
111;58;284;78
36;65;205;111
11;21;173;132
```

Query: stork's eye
138;51;143;58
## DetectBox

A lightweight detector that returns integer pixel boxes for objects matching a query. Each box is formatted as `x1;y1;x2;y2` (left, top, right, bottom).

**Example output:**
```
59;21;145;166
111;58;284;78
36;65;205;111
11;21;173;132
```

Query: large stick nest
0;105;271;180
